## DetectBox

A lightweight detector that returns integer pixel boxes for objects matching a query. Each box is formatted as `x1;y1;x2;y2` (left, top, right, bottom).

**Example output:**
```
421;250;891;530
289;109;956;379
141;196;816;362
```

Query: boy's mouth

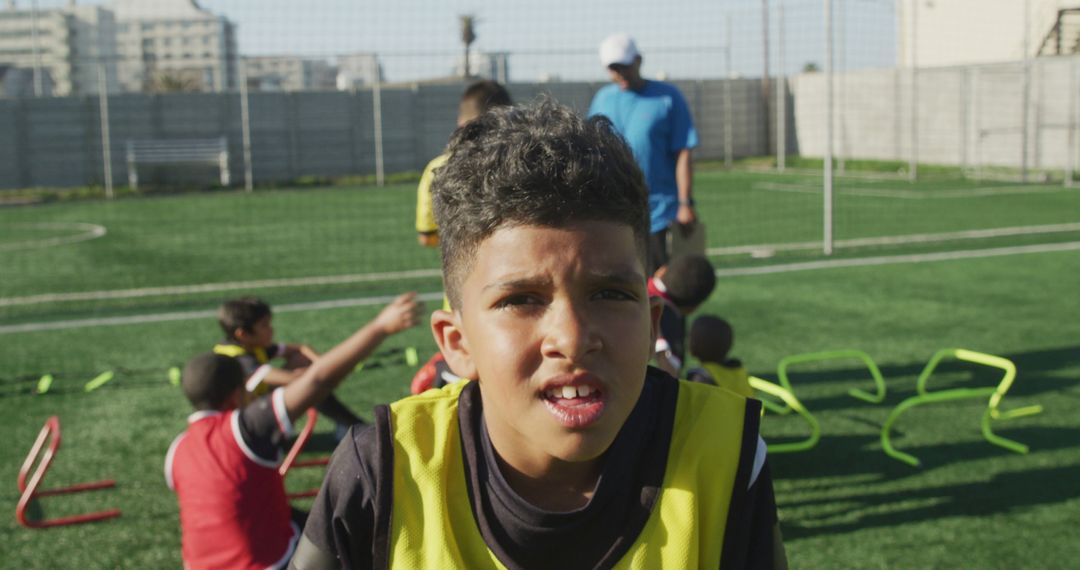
539;373;606;429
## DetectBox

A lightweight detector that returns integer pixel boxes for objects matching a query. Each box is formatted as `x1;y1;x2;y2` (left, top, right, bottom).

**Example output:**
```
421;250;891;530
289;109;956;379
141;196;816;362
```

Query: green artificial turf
1;169;1078;567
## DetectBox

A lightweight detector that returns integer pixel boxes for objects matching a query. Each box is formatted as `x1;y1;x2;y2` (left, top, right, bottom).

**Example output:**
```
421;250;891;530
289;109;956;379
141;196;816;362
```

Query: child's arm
258;367;305;388
280;293;421;422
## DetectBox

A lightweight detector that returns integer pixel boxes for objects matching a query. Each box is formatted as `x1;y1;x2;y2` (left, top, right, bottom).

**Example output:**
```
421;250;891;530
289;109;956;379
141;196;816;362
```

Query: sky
43;0;897;83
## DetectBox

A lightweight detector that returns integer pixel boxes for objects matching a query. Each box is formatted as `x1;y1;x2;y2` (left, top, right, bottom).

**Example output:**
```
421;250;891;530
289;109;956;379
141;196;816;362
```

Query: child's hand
375;292;423;335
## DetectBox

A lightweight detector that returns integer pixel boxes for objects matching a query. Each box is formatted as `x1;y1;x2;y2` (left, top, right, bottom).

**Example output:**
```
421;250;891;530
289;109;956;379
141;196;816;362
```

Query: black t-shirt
292;371;779;570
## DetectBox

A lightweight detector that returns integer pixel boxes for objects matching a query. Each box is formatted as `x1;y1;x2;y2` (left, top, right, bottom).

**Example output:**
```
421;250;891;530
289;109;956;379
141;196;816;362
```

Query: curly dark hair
431;98;649;308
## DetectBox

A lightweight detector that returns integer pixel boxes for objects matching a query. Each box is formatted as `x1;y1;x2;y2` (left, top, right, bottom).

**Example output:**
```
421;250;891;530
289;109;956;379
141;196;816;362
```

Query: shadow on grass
779;462;1080;540
771;426;1080;482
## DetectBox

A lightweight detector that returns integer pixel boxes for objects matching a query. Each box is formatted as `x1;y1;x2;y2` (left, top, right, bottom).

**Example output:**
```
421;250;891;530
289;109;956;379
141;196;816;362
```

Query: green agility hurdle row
881;348;1043;467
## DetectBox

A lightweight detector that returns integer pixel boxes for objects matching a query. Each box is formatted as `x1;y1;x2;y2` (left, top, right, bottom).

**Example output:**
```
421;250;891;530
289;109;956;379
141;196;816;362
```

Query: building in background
335;53;384;90
112;0;238;93
896;0;1079;67
242;55;336;91
452;51;510;83
0;2;118;96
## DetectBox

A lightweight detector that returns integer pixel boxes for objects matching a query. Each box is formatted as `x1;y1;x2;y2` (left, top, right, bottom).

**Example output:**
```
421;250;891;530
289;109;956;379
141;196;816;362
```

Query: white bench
125;137;230;190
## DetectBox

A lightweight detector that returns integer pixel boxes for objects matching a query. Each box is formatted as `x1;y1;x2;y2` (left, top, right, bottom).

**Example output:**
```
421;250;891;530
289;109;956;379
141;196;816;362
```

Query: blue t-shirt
588;80;699;233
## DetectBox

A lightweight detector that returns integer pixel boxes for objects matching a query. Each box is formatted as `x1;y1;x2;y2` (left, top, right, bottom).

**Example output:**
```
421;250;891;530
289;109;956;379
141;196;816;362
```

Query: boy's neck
490;446;604;512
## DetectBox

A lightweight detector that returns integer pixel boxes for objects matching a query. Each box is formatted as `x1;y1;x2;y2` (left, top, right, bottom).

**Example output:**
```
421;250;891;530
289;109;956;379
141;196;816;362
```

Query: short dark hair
689;315;734;364
218;297;271;340
460;80;512;112
662;254;716;310
181;352;245;411
432;99;649;308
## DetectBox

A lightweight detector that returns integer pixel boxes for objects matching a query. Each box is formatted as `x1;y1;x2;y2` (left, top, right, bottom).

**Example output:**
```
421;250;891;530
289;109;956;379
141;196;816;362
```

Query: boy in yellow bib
292;101;786;569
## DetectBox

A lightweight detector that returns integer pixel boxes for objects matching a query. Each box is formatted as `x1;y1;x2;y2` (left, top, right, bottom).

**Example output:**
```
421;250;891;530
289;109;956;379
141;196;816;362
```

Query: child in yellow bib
292;100;786;569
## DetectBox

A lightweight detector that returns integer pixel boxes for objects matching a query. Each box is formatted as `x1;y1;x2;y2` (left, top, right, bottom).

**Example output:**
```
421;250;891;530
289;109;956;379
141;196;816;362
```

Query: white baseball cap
599;33;640;67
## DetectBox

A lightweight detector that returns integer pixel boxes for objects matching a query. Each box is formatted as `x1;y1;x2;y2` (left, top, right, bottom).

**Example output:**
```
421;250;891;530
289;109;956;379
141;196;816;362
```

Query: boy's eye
495;294;544;309
594;288;635;302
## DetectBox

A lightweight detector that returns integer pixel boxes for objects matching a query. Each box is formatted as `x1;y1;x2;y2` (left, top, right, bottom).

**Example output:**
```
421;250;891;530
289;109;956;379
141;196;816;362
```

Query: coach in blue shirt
588;33;699;272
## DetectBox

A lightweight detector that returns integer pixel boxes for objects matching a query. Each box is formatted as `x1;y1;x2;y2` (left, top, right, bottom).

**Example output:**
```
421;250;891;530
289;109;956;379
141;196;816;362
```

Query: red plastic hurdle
279;408;331;499
16;416;121;529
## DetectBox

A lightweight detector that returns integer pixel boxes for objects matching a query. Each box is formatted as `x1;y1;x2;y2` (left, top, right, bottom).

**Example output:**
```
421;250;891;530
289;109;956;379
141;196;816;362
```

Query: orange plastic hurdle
279;408;331;499
16;416;121;529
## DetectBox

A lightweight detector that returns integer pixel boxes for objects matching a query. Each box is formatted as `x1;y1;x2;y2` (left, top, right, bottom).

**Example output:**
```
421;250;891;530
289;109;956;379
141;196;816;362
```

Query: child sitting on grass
686;315;754;398
291;100;785;569
215;296;364;437
167;293;420;569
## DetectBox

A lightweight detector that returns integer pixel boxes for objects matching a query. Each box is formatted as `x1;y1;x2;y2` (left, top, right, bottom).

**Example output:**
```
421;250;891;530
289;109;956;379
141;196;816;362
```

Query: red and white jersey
165;389;297;569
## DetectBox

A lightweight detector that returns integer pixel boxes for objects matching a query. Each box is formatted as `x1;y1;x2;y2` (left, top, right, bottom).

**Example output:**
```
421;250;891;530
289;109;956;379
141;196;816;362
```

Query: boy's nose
540;301;602;362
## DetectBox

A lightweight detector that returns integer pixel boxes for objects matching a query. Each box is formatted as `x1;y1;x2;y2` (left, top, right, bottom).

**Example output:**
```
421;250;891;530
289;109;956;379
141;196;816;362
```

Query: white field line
0;291;447;336
5;242;1080;335
706;222;1080;256
752;181;1067;199
0;222;107;252
5;223;1080;308
0;268;443;307
713;240;1080;277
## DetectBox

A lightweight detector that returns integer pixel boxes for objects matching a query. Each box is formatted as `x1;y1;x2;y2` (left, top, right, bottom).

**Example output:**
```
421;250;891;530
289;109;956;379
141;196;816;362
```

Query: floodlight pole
239;60;254;192
824;0;834;255
776;2;786;171
98;63;114;199
837;0;846;175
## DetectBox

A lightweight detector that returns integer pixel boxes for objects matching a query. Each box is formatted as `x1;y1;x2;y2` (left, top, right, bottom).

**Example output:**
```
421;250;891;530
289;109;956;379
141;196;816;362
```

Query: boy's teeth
561;385;577;399
577;385;592;397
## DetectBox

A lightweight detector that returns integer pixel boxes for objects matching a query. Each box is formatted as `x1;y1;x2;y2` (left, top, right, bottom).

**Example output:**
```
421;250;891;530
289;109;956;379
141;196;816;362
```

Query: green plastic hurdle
748;376;821;453
881;348;1043;467
768;349;888;416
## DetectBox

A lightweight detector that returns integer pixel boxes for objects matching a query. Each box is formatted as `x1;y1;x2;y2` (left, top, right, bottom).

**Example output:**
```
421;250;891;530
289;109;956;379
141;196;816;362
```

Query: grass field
2;168;1079;568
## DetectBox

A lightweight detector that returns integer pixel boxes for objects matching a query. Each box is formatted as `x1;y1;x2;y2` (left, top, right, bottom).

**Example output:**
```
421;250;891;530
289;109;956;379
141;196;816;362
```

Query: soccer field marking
4;223;1080;308
714;240;1080;277
752;181;1067;199
0;291;447;336
0;267;444;307
4;242;1080;335
706;222;1080;256
0;222;107;252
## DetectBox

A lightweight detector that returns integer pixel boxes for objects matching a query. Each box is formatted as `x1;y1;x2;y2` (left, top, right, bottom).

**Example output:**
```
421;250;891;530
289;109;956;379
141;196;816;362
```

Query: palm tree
460;15;476;79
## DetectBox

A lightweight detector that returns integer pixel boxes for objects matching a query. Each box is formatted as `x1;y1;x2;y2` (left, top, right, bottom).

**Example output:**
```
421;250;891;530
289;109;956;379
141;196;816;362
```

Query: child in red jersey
166;293;420;570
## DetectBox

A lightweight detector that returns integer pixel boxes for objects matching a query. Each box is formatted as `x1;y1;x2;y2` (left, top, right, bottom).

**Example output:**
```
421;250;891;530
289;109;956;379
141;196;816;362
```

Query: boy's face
433;221;662;470
237;315;274;349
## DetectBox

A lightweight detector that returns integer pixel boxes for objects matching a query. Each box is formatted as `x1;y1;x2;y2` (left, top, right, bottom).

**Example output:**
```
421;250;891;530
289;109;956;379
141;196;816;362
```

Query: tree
460;14;476;79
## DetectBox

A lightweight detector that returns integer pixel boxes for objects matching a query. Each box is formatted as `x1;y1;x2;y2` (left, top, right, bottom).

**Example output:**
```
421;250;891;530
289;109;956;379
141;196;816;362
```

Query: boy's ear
648;296;664;348
431;309;478;380
232;327;249;343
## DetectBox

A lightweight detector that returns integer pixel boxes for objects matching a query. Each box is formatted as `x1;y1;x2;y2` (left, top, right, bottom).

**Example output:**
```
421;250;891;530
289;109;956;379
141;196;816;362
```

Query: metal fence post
824;0;834;255
724;13;734;169
776;1;786;172
98;63;114;199
372;54;385;187
240;59;254;192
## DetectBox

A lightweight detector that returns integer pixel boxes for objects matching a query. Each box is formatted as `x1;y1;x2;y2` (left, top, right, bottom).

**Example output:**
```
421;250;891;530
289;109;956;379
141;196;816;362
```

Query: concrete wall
0;78;772;189
791;55;1080;170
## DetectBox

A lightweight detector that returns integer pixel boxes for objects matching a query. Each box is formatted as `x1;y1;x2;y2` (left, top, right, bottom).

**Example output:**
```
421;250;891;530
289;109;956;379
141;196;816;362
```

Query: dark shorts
648;228;670;274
